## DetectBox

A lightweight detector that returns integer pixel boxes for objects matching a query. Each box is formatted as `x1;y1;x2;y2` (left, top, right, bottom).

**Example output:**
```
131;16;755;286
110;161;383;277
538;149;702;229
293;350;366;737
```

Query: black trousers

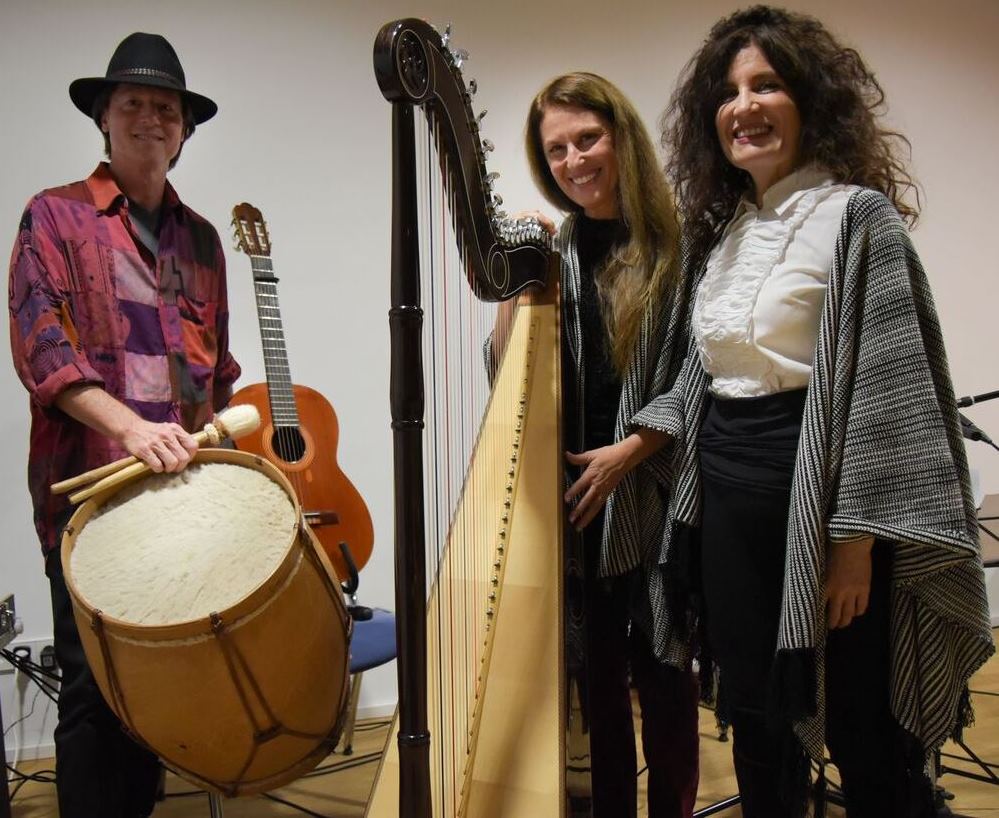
698;390;934;818
583;530;700;818
46;548;161;818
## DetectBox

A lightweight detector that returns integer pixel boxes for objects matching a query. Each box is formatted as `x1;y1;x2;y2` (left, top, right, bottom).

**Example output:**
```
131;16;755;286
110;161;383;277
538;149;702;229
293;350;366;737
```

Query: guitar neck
249;255;301;428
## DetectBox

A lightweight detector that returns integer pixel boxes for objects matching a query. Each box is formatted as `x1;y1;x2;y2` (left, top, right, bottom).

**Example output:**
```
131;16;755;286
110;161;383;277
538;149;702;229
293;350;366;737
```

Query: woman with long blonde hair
494;71;699;817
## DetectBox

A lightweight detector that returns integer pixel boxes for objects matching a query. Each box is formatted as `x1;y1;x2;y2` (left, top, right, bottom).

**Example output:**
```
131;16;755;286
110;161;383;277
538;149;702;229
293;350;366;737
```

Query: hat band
108;67;184;88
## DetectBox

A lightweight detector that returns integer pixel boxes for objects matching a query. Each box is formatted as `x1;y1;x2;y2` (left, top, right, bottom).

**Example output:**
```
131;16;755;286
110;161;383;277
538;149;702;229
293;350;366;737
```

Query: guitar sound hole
273;426;307;463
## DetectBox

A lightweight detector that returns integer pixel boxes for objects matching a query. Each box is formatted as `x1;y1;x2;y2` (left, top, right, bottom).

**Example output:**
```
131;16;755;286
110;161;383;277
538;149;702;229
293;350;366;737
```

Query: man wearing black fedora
9;32;240;817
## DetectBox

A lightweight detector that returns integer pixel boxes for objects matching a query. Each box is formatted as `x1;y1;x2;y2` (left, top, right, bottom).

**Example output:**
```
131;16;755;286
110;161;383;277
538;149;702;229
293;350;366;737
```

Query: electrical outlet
0;594;17;649
40;644;58;671
1;637;54;676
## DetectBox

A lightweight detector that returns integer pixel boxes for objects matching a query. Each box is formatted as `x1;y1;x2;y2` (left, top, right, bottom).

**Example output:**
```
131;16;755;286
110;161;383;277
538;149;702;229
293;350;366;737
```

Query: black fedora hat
69;32;217;125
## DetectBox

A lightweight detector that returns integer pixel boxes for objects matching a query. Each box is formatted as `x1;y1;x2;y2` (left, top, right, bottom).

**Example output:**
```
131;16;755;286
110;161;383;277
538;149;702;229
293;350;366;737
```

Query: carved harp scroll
372;17;558;818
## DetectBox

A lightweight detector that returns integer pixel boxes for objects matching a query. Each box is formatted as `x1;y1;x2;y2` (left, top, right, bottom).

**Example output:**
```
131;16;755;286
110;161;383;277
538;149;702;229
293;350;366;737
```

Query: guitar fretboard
249;256;300;427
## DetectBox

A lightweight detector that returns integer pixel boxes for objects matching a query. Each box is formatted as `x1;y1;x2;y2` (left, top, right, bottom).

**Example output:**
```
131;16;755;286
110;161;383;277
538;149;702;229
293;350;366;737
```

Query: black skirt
698;389;806;711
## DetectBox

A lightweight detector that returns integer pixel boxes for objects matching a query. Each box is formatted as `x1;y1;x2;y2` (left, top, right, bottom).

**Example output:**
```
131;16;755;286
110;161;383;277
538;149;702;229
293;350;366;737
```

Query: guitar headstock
231;203;272;258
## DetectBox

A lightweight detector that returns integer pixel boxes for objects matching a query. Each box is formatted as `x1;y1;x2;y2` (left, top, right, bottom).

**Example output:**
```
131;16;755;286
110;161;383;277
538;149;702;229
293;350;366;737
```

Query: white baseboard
356;702;396;721
5;740;55;764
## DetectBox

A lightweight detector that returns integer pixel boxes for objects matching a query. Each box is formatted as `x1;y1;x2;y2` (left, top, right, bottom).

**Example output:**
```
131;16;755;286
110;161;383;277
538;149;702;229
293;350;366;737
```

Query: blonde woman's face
539;104;619;219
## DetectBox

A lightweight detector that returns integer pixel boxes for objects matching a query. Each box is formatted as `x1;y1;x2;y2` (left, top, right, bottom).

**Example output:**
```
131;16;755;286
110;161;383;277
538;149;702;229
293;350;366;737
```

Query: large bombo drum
61;449;352;796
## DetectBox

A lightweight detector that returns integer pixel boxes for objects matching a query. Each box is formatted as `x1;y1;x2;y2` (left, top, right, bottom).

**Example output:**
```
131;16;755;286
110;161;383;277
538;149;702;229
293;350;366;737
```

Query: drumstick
54;405;260;503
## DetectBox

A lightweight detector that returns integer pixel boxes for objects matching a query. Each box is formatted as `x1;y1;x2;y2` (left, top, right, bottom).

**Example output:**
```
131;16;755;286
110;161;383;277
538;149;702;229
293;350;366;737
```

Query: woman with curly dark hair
656;6;994;817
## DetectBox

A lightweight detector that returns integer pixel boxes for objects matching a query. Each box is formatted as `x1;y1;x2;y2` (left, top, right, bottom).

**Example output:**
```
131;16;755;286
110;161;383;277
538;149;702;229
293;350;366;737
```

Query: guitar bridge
304;511;340;526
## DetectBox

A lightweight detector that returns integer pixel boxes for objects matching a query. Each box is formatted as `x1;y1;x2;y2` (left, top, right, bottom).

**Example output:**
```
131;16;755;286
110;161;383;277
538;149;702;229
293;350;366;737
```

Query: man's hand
825;537;874;629
55;384;198;474
120;417;198;473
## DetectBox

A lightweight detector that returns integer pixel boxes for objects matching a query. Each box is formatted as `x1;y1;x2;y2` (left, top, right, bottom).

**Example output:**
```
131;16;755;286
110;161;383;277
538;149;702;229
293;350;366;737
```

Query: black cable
1;649;61;703
162;788;208;799
354;718;393;732
5;762;57;783
261;791;330;817
1;649;61;683
938;750;999;771
303;750;382;777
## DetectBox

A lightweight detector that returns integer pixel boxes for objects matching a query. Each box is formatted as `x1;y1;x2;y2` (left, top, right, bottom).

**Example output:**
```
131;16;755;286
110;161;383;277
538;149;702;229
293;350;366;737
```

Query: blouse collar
735;165;835;218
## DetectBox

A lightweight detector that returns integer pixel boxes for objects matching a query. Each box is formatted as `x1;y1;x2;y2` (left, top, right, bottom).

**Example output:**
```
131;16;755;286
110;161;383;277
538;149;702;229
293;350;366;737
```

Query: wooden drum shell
60;449;352;796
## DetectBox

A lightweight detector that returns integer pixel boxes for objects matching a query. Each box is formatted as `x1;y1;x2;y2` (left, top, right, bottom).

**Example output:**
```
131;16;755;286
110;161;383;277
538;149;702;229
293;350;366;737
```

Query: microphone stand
934;390;999;811
956;390;999;452
957;389;999;408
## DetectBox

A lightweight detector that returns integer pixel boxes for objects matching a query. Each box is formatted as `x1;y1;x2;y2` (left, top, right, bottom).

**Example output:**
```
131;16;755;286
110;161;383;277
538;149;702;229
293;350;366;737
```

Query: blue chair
340;608;397;754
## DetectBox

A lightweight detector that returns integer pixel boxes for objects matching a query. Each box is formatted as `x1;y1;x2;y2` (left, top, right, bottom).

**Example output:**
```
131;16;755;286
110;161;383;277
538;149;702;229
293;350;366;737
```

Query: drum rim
61;448;306;640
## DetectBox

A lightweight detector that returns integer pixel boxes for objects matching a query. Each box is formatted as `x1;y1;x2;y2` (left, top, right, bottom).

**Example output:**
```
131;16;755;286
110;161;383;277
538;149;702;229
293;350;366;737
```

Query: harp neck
374;18;552;300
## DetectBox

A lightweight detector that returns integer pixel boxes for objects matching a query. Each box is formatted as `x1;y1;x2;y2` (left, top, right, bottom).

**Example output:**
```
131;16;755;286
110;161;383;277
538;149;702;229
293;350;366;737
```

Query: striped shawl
557;214;694;668
486;214;697;666
644;189;994;758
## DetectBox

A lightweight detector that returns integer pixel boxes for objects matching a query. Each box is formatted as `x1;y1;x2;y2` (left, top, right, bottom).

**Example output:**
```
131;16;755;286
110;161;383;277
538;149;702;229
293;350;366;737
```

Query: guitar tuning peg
452;48;469;69
442;22;452;47
485;171;500;185
468;79;478;95
492;193;504;207
476;109;488;124
482;138;495;153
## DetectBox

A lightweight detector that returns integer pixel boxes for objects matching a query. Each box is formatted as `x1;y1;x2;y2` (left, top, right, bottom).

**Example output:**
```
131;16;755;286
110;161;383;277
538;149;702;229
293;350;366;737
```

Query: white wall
3;0;998;760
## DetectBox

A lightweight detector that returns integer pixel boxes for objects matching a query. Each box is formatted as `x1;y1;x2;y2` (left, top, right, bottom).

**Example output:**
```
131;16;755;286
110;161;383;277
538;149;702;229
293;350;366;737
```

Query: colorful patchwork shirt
8;163;241;555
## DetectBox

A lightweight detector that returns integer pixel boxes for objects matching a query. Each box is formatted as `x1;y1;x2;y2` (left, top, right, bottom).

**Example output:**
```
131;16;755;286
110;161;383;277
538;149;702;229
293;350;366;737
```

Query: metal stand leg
0;702;11;818
208;792;225;817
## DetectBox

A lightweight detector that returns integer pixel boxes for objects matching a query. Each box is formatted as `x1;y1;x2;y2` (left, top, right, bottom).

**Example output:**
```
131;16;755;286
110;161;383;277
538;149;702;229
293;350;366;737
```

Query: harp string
415;104;507;816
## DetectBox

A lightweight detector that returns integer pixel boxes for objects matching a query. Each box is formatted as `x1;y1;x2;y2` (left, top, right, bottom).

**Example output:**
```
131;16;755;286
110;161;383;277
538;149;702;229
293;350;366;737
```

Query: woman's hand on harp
564;440;635;530
564;429;670;530
511;210;557;237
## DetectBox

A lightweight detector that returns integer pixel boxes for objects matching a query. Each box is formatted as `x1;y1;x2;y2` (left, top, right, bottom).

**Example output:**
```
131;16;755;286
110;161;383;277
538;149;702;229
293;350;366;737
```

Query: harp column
388;100;432;818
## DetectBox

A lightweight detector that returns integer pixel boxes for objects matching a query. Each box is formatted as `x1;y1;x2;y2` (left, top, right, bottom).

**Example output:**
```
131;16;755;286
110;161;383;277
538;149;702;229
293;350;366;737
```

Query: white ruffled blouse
693;166;859;399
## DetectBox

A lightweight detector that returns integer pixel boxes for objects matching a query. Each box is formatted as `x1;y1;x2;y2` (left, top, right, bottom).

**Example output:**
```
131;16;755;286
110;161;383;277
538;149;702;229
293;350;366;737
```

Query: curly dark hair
661;5;919;263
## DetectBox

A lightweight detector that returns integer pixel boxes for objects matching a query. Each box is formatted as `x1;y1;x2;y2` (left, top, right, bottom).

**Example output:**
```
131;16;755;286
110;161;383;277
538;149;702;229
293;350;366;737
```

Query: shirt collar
734;165;835;219
84;162;184;218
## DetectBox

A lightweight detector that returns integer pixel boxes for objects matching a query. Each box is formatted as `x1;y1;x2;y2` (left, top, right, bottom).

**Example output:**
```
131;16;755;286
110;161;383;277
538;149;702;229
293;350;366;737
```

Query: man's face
101;83;185;174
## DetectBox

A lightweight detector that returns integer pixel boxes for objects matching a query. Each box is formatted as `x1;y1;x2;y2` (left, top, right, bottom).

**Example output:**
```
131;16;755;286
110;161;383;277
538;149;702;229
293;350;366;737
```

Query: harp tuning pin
492;193;504;207
468;78;478;95
442;22;452;47
482;138;495;153
485;171;500;186
453;48;469;69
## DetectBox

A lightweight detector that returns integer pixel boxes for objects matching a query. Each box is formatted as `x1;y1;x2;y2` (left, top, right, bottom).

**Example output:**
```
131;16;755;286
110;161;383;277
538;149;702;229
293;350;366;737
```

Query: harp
367;18;588;818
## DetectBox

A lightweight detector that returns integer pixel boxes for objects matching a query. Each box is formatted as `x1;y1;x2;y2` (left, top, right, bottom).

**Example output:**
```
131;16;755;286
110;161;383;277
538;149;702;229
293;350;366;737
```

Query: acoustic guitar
230;203;374;582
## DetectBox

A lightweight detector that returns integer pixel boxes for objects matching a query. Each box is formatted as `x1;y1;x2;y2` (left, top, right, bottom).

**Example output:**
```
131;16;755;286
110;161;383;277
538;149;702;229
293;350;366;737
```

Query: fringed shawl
645;189;994;758
487;213;696;667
